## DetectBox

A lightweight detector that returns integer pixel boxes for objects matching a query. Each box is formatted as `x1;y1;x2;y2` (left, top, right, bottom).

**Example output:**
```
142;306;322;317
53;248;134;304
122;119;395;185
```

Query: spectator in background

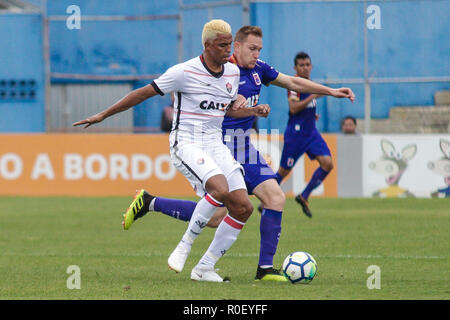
341;115;357;134
160;93;175;132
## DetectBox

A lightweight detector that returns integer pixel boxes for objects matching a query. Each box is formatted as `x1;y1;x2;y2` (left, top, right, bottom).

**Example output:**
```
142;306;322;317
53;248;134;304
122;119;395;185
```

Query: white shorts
169;132;246;197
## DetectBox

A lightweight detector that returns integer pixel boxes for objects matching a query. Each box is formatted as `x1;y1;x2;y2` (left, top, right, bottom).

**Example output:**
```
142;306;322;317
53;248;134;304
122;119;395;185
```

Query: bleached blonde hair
201;19;232;49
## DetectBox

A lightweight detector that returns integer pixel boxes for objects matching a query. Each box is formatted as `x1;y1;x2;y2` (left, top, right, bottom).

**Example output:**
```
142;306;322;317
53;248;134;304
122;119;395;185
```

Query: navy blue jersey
285;81;317;136
222;55;279;131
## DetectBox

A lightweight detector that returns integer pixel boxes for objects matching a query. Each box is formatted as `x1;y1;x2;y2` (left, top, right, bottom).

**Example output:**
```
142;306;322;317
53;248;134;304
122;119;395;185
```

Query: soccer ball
282;251;317;284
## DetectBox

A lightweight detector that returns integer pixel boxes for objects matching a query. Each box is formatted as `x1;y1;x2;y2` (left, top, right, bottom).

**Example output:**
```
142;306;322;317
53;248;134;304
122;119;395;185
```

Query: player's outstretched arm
271;73;355;103
72;84;159;128
331;87;355;102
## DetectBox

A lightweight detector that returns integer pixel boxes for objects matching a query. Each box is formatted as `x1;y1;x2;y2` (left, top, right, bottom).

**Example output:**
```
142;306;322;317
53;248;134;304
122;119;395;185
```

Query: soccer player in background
123;27;355;281
74;19;259;282
275;52;340;218
341;115;358;134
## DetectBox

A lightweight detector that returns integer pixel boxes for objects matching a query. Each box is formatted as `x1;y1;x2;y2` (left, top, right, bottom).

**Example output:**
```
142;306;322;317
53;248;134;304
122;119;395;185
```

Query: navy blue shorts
223;132;277;194
279;130;331;170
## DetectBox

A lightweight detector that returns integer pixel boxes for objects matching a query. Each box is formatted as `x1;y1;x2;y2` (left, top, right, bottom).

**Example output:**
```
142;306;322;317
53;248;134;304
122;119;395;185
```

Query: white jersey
152;55;240;139
152;55;245;196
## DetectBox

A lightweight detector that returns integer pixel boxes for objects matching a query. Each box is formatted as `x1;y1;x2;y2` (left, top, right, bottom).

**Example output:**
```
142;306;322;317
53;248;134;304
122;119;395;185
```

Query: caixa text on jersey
199;100;229;111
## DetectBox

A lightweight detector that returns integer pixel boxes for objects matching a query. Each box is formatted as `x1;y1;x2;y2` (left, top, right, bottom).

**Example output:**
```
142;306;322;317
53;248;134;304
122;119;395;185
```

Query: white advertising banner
362;135;450;198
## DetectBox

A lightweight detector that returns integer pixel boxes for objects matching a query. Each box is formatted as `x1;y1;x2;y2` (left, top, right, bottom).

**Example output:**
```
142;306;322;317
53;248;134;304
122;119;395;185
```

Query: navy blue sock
154;197;196;222
301;167;329;200
259;209;282;267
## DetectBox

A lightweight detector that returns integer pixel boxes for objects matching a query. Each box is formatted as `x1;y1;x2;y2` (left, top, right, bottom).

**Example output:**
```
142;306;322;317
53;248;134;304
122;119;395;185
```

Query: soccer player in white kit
73;20;256;282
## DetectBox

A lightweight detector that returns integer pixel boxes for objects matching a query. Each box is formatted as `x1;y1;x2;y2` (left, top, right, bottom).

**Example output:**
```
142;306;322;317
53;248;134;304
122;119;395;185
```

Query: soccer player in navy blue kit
276;52;335;218
125;28;355;281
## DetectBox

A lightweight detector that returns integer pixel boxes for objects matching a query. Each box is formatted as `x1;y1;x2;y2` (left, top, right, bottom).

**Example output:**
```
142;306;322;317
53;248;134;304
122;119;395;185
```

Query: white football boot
190;264;224;282
168;242;191;273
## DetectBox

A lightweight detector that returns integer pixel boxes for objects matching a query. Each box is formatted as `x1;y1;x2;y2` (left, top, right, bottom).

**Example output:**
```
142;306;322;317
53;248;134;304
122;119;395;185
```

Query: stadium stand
357;90;450;133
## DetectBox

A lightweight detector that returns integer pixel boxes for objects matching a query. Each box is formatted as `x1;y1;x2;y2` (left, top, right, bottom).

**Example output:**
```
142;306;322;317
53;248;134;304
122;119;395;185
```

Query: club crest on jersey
226;82;232;93
252;72;261;85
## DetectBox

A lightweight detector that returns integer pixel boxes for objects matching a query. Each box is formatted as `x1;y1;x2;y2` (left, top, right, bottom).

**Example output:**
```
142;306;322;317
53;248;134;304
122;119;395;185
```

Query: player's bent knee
245;201;254;215
266;189;285;211
318;158;333;172
240;201;254;221
205;174;230;204
324;162;334;172
317;155;333;173
228;200;253;222
207;189;229;204
274;191;286;208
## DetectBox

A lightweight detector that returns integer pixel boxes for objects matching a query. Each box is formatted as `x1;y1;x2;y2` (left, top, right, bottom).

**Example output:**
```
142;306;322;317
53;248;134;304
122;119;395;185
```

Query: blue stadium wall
251;0;450;132
1;0;448;133
0;13;45;132
46;0;179;132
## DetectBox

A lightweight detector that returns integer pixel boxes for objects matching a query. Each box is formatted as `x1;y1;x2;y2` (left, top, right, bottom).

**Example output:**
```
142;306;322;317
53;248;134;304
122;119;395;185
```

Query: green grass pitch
0;196;448;300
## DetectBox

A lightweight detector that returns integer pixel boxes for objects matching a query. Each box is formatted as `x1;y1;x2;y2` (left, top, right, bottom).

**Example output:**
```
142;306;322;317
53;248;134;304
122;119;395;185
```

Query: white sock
179;194;222;250
198;214;245;267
